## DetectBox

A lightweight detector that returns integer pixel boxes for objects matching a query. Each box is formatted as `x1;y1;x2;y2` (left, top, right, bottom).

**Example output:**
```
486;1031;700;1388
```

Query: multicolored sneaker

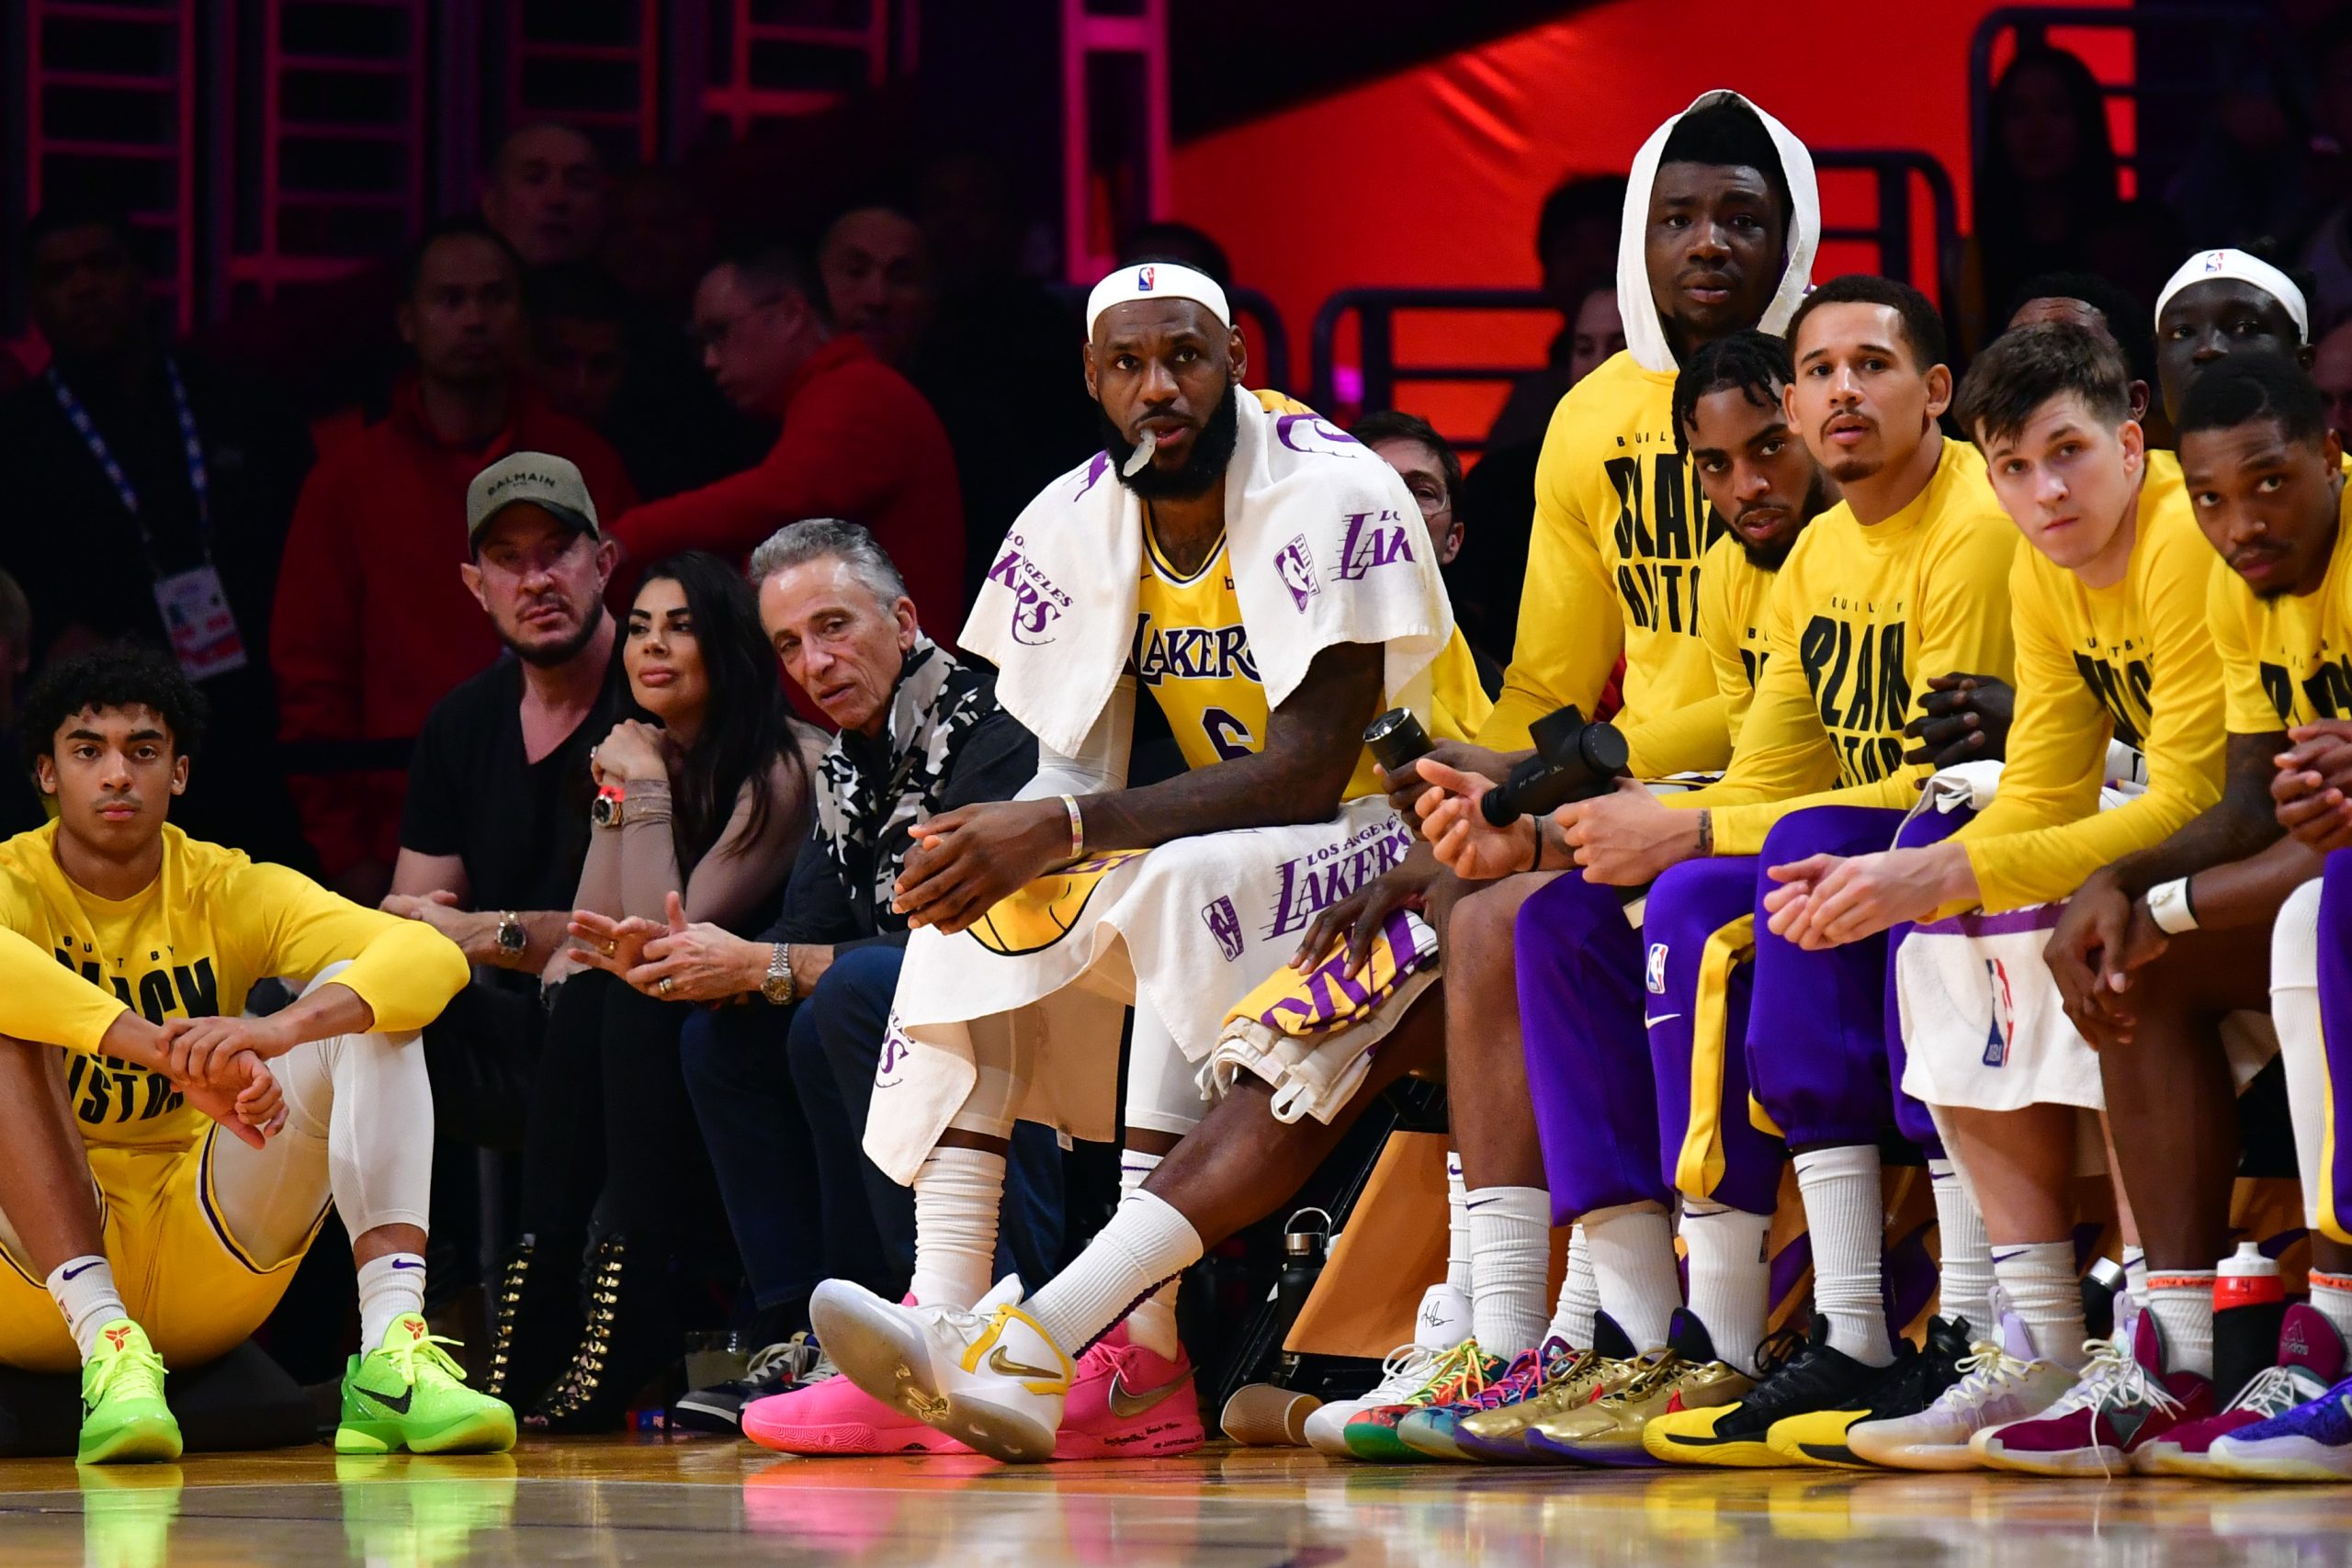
809;1275;1074;1464
1302;1284;1468;1460
1844;1312;2077;1472
1642;1315;1903;1469
1396;1338;1572;1461
1528;1309;1751;1467
1339;1340;1498;1461
1453;1313;1642;1463
77;1320;181;1466
1055;1323;1203;1459
1767;1314;1973;1469
336;1314;516;1455
1973;1310;2211;1476
2164;1316;2352;1485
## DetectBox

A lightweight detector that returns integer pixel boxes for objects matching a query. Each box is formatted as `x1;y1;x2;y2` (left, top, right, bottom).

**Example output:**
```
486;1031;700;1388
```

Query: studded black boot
480;1235;578;1406
524;1233;682;1434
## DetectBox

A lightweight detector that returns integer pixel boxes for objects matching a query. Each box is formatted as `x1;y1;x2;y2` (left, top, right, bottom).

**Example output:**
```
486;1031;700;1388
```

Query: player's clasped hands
2272;719;2352;852
891;798;1071;933
154;1019;288;1145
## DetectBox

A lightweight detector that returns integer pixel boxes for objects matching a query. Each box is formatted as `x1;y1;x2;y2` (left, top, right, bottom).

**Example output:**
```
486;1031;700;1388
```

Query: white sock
1681;1203;1770;1373
1792;1145;1893;1367
1545;1222;1600;1349
1464;1187;1549;1357
1117;1150;1182;1359
910;1146;1006;1310
2312;1271;2352;1349
356;1252;427;1350
1928;1159;1995;1338
2123;1246;2148;1311
1991;1240;2087;1370
1582;1201;1679;1353
1445;1152;1473;1297
46;1257;127;1359
1026;1190;1203;1356
2147;1269;2216;1379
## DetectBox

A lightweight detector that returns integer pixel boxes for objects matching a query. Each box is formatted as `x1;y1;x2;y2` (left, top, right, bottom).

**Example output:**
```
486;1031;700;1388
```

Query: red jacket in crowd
273;376;638;879
607;334;967;635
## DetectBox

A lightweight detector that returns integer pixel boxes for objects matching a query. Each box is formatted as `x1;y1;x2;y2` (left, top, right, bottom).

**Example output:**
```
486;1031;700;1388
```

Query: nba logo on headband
1137;265;1156;290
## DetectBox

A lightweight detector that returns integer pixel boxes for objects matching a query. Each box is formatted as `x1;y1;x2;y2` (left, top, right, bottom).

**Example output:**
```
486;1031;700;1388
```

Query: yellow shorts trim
1674;914;1758;1199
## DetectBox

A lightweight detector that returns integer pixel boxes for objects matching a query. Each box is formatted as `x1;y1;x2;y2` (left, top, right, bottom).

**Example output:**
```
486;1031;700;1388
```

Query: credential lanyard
47;356;212;558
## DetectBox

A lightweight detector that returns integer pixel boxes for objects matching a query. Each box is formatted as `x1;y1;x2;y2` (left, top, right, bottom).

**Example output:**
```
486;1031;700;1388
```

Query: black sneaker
1767;1314;1973;1469
671;1337;820;1433
1640;1314;1910;1468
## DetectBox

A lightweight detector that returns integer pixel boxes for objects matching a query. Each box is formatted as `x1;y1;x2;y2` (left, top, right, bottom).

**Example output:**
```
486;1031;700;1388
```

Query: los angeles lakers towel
867;796;1419;1185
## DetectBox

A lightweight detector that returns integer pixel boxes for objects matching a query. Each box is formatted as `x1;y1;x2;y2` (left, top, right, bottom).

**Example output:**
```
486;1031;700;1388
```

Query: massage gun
1363;703;1630;826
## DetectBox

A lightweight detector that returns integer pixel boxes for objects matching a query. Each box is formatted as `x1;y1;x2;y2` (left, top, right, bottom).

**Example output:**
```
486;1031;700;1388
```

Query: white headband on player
2154;249;2310;344
1086;261;1231;339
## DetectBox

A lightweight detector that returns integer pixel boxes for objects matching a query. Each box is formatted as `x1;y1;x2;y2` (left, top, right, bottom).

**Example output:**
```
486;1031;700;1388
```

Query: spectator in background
607;243;967;637
1486;174;1630;451
1121;220;1234;289
0;203;312;866
1351;411;1504;695
0;570;40;837
2005;268;2169;444
2077;197;2193;341
571;520;1059;1438
819;204;936;370
1957;45;2120;356
273;218;637;905
481;121;609;270
385;454;624;1306
2296;23;2352;325
529;262;759;501
603;165;718;322
914;150;1099;604
2314;313;2352;435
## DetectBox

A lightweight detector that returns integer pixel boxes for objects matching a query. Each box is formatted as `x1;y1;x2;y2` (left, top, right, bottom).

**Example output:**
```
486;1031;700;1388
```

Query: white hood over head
1617;90;1820;375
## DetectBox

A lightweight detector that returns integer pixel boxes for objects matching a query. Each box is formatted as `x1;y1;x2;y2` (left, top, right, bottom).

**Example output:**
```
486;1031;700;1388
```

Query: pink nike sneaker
741;1372;973;1457
1053;1325;1204;1460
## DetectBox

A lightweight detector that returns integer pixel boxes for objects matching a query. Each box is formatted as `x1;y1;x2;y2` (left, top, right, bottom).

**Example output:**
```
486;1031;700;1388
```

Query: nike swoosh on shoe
1106;1367;1192;1419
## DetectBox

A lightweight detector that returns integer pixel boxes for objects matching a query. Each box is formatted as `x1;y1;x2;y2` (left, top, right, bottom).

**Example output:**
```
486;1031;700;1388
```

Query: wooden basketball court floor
5;1437;2352;1566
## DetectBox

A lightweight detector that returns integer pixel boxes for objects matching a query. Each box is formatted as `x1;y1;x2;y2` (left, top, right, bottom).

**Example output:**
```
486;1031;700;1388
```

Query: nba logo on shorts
1982;958;2016;1067
1137;265;1157;291
1274;536;1319;611
1202;896;1245;961
1645;942;1668;994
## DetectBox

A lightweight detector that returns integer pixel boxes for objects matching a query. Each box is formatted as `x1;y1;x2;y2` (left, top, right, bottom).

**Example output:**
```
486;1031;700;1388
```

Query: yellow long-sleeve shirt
1955;452;2225;909
2211;476;2352;732
1695;531;1782;750
0;821;469;1148
1477;351;1730;774
1670;438;2019;855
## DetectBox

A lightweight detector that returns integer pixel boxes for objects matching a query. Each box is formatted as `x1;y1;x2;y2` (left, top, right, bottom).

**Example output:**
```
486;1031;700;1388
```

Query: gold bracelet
1060;794;1086;863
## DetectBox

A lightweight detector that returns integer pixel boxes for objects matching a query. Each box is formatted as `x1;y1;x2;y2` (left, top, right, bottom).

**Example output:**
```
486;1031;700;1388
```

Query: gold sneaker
1528;1310;1754;1466
1453;1314;1641;1462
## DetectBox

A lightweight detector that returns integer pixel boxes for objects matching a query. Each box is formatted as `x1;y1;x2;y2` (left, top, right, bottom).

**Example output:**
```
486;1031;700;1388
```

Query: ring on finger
658;976;674;997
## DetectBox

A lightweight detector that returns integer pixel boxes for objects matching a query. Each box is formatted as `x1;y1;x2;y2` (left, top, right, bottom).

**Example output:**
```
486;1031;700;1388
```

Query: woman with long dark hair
1961;45;2122;354
486;551;820;1431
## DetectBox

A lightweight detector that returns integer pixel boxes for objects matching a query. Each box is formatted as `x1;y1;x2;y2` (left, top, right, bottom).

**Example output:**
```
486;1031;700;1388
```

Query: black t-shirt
399;648;620;915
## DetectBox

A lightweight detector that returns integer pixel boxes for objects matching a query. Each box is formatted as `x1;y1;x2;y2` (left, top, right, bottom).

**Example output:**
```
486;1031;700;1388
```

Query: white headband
1086;261;1230;339
2154;249;2310;344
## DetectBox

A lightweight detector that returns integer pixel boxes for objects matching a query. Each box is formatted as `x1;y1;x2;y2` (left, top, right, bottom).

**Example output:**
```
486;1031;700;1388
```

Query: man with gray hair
571;517;1055;1440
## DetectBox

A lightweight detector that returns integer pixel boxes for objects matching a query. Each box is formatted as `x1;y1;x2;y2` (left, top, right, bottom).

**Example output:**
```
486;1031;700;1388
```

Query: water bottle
1274;1208;1332;1337
2212;1241;2285;1407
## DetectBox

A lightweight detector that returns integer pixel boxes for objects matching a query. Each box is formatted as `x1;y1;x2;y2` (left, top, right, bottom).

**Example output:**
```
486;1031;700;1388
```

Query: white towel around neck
962;389;1453;760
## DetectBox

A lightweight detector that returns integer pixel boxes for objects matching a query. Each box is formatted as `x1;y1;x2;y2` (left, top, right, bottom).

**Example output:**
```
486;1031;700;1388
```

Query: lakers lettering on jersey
1132;527;1265;769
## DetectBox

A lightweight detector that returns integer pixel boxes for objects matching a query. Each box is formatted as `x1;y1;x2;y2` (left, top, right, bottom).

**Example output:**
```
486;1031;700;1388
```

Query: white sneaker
1302;1283;1469;1458
808;1275;1075;1463
1845;1314;2076;1472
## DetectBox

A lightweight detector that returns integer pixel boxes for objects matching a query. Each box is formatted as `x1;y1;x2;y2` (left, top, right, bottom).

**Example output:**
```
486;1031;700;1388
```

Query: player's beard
1738;468;1834;570
1100;378;1240;502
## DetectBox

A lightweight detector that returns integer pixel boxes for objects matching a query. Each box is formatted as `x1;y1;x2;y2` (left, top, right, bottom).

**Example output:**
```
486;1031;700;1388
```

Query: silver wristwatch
760;942;796;1006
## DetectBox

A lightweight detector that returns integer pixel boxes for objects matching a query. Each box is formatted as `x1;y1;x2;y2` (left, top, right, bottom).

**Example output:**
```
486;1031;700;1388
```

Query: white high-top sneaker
1845;1311;2076;1471
1302;1283;1471;1458
808;1276;1075;1463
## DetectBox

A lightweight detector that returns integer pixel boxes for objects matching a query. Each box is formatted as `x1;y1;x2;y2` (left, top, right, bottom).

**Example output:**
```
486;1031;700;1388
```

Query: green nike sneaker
77;1319;182;1465
337;1314;517;1455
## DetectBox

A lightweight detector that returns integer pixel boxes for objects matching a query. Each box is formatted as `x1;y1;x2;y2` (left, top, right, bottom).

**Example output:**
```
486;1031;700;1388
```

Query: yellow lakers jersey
2211;472;2352;731
1695;531;1781;749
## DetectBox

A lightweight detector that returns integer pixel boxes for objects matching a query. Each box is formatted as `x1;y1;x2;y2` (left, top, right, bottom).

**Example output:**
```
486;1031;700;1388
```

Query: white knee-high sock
1117;1150;1182;1359
2274;880;2331;1235
1991;1240;2087;1370
1680;1203;1770;1372
1582;1201;1679;1352
1446;1152;1473;1297
910;1146;1006;1309
356;1252;427;1350
1928;1158;1995;1337
1026;1191;1203;1357
47;1257;126;1359
1465;1187;1550;1357
2147;1269;2216;1379
1544;1223;1600;1349
1792;1145;1893;1366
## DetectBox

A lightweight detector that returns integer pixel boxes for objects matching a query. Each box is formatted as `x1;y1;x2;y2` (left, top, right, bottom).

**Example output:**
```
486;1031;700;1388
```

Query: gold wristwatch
760;942;796;1006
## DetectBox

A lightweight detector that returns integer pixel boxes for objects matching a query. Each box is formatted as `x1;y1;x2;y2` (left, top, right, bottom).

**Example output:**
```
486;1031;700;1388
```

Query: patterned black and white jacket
757;637;1035;953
